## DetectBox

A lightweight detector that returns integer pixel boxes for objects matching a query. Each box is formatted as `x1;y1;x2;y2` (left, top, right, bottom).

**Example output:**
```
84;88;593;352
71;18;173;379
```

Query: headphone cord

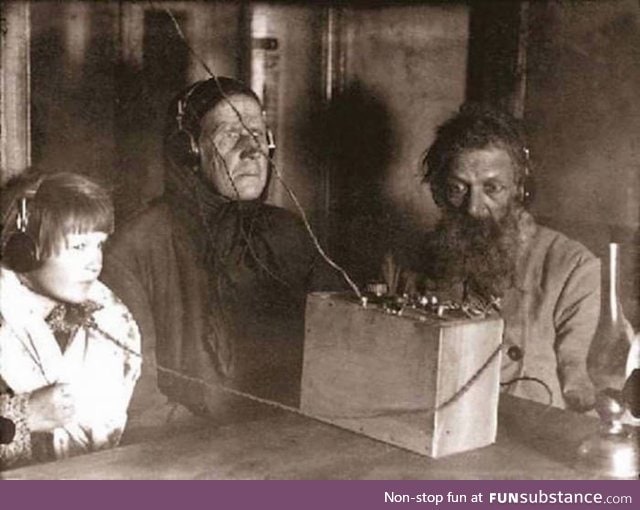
94;320;555;419
500;376;554;409
205;135;292;289
159;2;363;301
87;319;508;421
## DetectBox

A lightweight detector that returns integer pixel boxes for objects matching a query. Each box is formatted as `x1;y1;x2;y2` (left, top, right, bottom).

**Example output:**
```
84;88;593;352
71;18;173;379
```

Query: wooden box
300;292;504;458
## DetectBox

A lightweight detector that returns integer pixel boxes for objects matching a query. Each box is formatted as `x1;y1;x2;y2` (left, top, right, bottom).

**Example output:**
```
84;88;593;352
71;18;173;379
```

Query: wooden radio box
300;292;504;458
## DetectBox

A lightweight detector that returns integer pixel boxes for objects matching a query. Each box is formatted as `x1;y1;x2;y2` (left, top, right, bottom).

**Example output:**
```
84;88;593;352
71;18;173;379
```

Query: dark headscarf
161;76;273;273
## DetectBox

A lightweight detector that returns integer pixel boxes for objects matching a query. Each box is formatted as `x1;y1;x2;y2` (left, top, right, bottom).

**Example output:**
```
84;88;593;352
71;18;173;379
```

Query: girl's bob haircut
1;170;114;261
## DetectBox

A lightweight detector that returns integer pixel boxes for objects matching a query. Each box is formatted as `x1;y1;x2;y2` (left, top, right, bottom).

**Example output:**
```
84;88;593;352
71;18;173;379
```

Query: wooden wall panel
0;1;31;182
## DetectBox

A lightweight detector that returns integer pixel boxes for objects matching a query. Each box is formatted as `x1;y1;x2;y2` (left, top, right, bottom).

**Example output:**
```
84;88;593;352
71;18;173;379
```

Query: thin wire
158;2;362;300
86;319;305;416
272;170;363;300
88;319;510;420
501;376;554;409
124;4;551;422
7;313;525;425
436;342;503;411
203;134;291;289
3;289;52;385
303;342;505;420
90;299;556;417
17;332;51;385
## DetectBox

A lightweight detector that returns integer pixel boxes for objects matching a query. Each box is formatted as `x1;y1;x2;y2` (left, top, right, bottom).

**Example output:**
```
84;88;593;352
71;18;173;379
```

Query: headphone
1;179;44;273
166;80;277;172
168;81;205;169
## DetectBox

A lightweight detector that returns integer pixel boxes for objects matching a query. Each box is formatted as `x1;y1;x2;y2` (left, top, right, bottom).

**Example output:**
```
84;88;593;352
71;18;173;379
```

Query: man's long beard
429;207;521;301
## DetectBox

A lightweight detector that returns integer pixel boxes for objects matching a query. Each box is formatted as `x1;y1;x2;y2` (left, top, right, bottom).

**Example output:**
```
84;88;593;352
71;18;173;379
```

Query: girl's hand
26;383;76;432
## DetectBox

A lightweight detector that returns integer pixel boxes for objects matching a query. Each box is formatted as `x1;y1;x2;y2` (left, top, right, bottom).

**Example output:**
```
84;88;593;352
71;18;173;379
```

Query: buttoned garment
497;214;601;408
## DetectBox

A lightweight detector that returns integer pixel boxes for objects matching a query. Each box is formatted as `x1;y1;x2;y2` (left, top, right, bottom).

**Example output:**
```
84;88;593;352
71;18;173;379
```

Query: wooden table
2;395;603;480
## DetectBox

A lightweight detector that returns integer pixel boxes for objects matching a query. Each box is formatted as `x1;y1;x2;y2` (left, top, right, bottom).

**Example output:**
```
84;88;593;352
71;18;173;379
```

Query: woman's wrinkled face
198;94;269;201
26;231;107;304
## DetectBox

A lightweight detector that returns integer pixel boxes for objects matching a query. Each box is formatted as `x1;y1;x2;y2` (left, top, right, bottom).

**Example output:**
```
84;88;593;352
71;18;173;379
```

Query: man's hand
26;383;76;432
563;379;596;412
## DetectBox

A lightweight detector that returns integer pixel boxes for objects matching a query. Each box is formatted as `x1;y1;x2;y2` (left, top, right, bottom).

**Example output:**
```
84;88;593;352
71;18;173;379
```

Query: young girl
0;171;141;470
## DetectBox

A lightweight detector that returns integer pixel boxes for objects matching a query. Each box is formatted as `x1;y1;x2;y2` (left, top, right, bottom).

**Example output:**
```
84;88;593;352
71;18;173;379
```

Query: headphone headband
15;180;42;233
176;80;207;132
16;197;28;232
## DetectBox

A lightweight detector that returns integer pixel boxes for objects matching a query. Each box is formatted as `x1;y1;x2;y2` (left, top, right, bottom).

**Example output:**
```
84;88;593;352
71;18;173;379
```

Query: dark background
5;0;640;323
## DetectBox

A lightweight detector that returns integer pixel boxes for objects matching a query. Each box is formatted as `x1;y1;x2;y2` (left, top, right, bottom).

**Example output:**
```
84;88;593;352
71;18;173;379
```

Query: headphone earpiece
165;81;205;171
167;128;201;169
2;188;42;274
519;146;534;206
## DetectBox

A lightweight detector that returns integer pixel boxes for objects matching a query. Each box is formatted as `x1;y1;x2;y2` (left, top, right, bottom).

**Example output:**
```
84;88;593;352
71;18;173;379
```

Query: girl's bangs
38;198;114;257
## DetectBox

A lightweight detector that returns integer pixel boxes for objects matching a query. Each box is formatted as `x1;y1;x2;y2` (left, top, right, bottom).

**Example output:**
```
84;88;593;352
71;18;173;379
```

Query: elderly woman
0;171;141;470
102;77;339;419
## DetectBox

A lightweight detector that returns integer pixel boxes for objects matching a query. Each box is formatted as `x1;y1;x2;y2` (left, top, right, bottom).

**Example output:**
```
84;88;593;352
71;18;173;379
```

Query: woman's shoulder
105;202;177;264
113;202;174;242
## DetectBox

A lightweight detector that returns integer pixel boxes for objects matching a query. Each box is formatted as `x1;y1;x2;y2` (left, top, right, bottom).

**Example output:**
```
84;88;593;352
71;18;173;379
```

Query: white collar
0;267;54;325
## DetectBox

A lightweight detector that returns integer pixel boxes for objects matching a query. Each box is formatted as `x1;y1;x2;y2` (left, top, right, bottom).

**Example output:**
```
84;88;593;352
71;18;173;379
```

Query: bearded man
415;104;601;412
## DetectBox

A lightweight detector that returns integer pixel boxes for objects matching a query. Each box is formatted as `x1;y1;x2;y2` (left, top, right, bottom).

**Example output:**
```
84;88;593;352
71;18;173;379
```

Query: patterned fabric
0;416;15;444
45;301;102;352
0;390;31;470
0;268;142;470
